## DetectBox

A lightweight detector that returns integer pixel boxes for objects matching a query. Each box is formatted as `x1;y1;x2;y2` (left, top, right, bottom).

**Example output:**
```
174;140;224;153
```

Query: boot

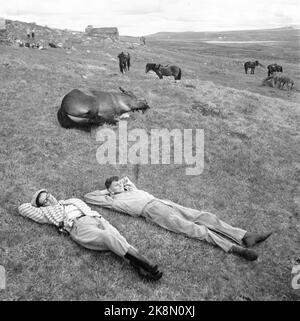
242;231;272;248
230;245;258;261
125;248;158;274
124;249;162;281
135;266;163;281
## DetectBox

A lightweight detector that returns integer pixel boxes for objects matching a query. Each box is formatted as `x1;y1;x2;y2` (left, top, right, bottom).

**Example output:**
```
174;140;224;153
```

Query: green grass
0;30;299;300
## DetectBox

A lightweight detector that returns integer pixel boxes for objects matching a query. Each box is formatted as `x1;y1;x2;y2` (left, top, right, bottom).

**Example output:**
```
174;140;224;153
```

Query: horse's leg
175;69;181;80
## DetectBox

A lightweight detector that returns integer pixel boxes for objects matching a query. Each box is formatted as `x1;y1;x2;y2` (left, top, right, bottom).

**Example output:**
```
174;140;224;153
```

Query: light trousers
142;200;247;252
70;216;135;257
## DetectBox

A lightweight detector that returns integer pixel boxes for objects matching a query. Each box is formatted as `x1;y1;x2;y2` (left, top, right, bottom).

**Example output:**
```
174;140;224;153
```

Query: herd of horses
57;51;295;130
244;60;294;90
57;52;183;130
244;61;284;77
117;52;182;80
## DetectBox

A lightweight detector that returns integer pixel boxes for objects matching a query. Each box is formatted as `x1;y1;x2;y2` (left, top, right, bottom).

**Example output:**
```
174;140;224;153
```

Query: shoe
138;267;163;281
230;245;258;261
124;252;159;274
242;232;272;248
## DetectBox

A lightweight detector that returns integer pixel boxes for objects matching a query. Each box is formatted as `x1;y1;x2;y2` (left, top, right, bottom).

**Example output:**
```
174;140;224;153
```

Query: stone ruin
85;26;119;41
0;19;86;48
0;17;9;45
0;18;120;49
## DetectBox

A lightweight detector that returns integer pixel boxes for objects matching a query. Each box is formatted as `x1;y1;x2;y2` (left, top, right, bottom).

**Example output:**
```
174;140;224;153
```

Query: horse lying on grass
145;63;182;80
57;87;150;130
262;75;294;90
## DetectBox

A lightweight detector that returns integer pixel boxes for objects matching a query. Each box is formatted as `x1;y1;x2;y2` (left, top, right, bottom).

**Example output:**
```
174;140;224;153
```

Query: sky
1;0;299;36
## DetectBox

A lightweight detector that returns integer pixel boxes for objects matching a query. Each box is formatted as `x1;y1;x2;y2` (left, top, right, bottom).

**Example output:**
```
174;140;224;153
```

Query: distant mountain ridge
145;27;300;42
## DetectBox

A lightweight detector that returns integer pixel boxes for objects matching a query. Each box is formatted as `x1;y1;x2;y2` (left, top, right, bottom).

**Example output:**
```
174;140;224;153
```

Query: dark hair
36;191;46;207
105;176;119;189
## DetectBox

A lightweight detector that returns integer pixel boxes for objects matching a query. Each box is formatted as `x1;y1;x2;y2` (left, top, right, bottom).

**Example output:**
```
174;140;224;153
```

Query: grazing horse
267;64;283;77
57;87;150;130
117;52;130;74
145;63;182;80
244;60;263;74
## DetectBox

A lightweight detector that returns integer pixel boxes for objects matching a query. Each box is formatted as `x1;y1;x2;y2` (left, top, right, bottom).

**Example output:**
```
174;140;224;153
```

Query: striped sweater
18;198;101;228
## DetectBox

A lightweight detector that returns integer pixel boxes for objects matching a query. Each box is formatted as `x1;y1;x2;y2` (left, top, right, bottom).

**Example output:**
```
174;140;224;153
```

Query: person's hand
122;177;129;185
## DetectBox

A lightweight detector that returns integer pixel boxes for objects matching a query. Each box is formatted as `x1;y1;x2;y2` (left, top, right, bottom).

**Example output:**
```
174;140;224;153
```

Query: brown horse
263;75;294;90
244;60;263;74
57;87;150;130
145;63;182;80
117;52;130;74
267;64;283;77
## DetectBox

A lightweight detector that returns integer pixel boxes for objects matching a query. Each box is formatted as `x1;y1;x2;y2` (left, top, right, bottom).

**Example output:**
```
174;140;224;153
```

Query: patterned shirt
18;198;101;229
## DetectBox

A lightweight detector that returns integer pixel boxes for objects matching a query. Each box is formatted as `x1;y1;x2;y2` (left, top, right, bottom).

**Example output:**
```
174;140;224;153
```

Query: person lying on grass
18;189;163;281
84;176;272;261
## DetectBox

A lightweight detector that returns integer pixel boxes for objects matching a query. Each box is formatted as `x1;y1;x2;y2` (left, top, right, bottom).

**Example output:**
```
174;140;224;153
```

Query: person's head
31;189;58;207
105;176;124;194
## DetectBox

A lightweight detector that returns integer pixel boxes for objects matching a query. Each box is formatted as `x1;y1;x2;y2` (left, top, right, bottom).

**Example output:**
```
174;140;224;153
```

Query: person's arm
18;203;50;224
84;190;113;208
120;176;137;190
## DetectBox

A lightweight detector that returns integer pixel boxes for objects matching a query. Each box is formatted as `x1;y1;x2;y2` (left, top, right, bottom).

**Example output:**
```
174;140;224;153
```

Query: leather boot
230;245;258;261
124;249;163;281
242;231;272;248
125;248;158;274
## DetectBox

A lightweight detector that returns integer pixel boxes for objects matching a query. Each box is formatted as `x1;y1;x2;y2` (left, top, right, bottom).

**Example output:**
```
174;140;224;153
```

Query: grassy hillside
0;25;299;300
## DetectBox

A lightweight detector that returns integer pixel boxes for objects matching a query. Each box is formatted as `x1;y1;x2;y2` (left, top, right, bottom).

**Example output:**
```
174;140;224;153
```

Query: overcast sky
1;0;299;36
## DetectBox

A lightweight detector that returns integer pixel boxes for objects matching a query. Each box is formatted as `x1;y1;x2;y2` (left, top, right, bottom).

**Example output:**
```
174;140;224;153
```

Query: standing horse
118;52;130;74
145;63;182;80
57;87;150;130
244;60;263;74
267;64;283;77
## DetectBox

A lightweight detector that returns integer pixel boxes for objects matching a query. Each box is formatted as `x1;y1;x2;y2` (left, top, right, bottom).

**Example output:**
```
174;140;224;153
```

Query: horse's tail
176;68;182;80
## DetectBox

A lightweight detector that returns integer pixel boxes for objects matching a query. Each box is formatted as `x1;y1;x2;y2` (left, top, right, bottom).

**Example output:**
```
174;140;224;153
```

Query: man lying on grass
18;189;163;281
85;176;272;261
